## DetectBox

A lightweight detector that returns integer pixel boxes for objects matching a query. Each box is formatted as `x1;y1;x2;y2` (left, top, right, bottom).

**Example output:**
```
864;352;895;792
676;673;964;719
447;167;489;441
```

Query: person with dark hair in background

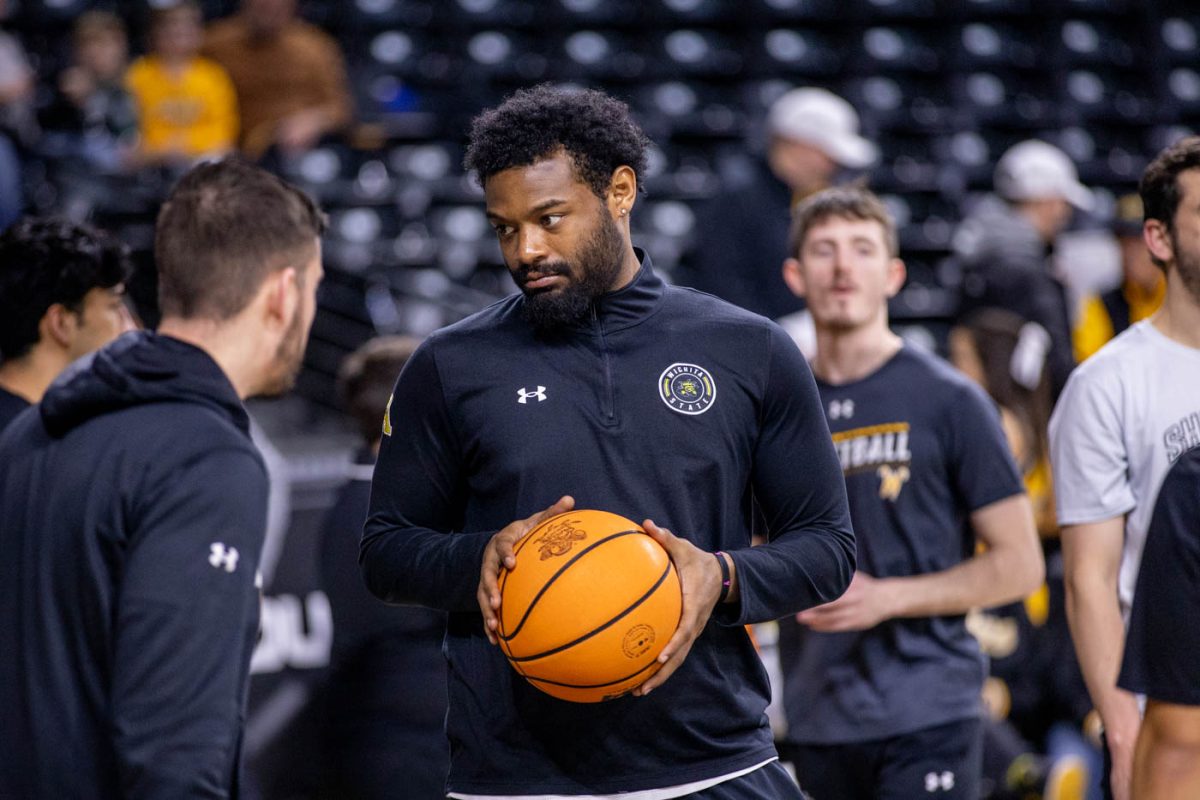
1072;193;1165;363
1051;136;1200;800
776;185;1044;800
0;217;133;432
0;158;325;798
950;308;1097;800
680;87;877;326
317;334;450;800
203;0;352;160
0;0;36;229
39;11;138;173
955;140;1094;399
361;84;855;799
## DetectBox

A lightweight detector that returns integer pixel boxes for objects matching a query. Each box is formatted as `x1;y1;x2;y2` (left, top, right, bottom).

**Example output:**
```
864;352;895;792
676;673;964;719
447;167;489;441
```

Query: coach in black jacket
362;86;855;799
0;160;325;799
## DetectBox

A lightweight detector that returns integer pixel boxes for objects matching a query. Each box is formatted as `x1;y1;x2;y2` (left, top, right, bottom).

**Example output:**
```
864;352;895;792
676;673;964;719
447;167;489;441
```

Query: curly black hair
0;217;132;361
464;84;651;198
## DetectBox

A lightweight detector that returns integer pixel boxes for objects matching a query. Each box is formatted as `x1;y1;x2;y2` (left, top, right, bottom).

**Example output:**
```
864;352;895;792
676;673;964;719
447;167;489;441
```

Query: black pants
787;717;983;800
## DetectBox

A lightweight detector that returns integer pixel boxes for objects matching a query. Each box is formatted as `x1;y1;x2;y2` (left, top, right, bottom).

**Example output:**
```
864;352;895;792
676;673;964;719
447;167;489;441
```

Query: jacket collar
586;248;664;332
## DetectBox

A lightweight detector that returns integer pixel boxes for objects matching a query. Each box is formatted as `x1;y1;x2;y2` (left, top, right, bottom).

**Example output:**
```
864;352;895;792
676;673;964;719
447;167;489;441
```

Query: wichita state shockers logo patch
658;363;716;415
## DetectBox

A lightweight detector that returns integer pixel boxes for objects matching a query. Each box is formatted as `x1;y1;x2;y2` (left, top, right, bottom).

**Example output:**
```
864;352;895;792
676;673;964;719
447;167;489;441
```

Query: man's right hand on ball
478;496;575;644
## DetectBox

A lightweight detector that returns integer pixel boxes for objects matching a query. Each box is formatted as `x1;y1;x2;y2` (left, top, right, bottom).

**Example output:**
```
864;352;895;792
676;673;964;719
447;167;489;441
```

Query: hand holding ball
497;509;683;703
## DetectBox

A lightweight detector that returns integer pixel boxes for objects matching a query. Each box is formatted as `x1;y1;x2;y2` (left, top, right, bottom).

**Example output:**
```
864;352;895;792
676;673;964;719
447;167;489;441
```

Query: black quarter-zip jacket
362;252;855;796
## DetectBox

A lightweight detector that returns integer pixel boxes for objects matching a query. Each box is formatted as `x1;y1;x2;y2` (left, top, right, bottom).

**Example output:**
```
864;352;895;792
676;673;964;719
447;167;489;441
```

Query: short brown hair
788;184;898;259
338;336;422;443
156;159;327;320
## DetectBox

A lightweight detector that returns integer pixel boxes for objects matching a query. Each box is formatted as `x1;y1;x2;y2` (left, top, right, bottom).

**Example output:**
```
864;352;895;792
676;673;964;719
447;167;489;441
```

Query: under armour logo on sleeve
208;543;240;573
518;386;547;404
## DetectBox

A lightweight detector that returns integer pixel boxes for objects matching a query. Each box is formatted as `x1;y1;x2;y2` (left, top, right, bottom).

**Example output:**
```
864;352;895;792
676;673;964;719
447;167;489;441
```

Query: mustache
517;261;570;284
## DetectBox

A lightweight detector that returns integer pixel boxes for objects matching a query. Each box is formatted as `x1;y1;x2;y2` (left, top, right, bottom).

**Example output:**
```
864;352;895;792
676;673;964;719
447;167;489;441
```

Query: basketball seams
525;657;662;690
500;529;646;643
506;558;673;663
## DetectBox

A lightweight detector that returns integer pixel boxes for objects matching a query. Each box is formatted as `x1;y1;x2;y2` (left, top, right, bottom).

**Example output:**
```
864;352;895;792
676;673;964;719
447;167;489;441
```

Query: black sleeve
111;447;267;799
719;326;856;625
1119;451;1200;705
947;380;1026;512
360;340;494;613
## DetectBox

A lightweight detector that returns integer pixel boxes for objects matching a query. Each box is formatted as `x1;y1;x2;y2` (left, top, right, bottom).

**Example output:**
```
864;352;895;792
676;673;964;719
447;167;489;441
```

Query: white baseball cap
994;140;1094;210
766;88;878;169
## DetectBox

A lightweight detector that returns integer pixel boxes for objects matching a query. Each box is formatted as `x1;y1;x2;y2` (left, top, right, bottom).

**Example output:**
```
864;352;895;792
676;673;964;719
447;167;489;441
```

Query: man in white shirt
1049;135;1200;800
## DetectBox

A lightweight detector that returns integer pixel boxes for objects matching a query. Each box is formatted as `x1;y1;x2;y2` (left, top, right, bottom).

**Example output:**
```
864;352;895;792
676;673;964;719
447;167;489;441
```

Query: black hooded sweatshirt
0;332;267;799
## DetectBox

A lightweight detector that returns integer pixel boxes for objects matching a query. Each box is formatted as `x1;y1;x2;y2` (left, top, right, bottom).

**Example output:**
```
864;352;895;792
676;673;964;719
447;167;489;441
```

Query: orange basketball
497;509;683;703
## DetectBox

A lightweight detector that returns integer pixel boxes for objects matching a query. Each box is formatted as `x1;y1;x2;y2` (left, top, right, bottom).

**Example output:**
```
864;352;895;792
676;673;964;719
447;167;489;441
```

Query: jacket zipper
592;304;617;426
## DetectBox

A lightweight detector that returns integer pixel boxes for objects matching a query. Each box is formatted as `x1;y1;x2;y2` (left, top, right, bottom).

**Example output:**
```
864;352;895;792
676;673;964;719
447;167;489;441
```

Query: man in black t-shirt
776;186;1045;799
0;217;132;433
1118;444;1200;800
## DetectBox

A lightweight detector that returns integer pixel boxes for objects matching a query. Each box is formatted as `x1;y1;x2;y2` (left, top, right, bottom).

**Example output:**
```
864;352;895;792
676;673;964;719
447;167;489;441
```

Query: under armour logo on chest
208;543;239;573
924;771;955;792
518;386;547;404
829;399;855;420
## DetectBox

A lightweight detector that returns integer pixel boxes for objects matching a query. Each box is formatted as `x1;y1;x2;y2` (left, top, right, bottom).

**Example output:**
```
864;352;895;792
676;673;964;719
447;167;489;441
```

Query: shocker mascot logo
534;519;587;560
877;465;910;501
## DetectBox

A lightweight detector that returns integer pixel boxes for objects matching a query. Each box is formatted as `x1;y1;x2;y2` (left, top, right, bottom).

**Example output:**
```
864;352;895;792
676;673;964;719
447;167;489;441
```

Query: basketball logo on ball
497;509;683;703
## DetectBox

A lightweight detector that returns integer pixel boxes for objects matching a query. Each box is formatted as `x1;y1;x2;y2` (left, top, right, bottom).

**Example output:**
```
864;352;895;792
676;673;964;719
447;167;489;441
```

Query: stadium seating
8;0;1196;408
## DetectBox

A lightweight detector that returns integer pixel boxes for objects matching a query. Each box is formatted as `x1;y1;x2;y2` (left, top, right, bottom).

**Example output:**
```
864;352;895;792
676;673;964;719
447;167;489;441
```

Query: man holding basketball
775;185;1044;799
362;85;855;799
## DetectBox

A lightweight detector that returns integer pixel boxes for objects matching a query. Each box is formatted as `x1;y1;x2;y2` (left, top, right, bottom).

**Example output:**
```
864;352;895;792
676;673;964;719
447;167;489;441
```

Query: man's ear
262;266;299;330
885;257;907;298
1145;219;1174;265
782;257;807;298
41;303;78;349
607;165;637;219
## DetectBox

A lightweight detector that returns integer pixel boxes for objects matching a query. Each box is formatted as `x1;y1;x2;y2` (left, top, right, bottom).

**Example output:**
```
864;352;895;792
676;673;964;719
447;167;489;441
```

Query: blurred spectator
951;308;1101;800
0;0;35;229
39;11;138;173
317;335;449;800
954;140;1094;399
680;87;876;323
203;0;353;160
950;309;1056;535
126;1;238;169
0;217;133;432
1072;193;1164;362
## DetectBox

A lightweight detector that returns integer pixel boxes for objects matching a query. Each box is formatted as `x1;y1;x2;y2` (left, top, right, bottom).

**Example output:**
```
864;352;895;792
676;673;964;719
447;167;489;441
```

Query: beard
1172;230;1200;306
517;210;626;334
258;304;310;397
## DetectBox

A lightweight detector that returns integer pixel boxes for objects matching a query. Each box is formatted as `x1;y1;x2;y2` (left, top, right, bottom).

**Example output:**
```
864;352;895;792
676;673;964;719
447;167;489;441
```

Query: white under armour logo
924;771;955;792
517;386;547;404
829;399;855;420
208;543;239;573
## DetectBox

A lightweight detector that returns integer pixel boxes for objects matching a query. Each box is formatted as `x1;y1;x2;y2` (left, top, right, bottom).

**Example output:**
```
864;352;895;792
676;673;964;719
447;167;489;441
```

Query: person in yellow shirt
125;1;237;166
1073;193;1165;362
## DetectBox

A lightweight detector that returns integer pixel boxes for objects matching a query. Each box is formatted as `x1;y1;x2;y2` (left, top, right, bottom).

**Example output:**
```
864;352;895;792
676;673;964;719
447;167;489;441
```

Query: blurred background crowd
1;0;1195;797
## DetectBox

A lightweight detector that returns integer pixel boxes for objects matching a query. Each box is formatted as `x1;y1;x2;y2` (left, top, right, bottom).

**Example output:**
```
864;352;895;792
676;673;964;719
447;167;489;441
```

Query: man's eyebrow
486;198;569;221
